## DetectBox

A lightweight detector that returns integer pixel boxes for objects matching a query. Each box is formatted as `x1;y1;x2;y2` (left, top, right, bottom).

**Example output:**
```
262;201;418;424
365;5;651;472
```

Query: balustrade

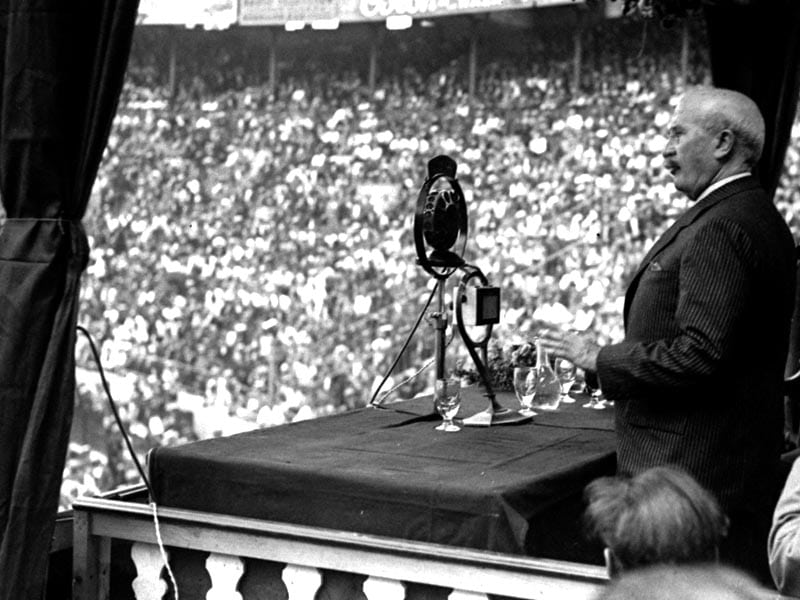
72;492;609;600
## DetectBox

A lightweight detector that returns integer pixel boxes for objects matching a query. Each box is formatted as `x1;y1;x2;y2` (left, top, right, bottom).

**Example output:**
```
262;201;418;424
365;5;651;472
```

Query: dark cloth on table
149;388;615;562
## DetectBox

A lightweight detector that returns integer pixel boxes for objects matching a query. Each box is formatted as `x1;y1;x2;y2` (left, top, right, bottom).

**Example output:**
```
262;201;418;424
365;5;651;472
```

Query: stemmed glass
591;389;608;410
554;358;577;403
582;383;605;409
434;376;461;432
513;366;537;417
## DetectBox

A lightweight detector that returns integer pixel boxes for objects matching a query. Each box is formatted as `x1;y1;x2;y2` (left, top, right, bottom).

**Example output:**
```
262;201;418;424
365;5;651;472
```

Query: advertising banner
239;0;340;25
355;0;534;21
138;0;237;27
137;0;584;27
239;0;583;26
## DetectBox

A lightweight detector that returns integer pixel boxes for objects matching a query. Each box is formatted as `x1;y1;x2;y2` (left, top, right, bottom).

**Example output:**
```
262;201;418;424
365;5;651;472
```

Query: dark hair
584;466;728;572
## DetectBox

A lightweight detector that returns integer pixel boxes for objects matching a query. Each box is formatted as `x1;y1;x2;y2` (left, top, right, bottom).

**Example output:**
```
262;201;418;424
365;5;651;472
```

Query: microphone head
413;153;468;274
423;184;460;252
427;155;457;179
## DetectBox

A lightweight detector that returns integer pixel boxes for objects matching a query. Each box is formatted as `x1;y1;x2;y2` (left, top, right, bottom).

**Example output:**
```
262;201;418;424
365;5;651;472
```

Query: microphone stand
413;155;529;426
454;266;514;426
432;281;447;380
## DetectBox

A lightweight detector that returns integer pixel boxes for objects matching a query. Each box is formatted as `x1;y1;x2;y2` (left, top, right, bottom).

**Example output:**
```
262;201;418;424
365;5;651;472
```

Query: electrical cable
151;501;180;600
369;281;439;408
76;325;154;499
372;328;455;406
76;325;179;600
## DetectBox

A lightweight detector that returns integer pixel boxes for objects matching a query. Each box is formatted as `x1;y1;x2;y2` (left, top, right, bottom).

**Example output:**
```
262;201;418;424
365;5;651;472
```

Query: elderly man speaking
539;86;796;581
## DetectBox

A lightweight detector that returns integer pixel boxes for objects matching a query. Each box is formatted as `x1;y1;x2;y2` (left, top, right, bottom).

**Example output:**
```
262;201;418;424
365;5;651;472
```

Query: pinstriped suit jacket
596;176;796;513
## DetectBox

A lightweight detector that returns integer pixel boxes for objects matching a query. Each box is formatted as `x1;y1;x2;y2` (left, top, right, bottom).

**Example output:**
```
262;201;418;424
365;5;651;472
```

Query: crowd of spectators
60;14;800;509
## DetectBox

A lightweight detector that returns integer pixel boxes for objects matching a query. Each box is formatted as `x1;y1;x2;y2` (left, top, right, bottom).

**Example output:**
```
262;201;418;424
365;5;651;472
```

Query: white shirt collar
695;172;751;203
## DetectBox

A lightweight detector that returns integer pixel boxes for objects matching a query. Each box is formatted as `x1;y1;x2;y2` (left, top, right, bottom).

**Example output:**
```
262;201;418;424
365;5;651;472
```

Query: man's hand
537;328;601;373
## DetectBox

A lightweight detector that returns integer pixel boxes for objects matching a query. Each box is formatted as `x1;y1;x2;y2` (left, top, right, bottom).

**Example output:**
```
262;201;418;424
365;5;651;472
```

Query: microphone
409;155;513;426
427;154;457;179
414;155;468;276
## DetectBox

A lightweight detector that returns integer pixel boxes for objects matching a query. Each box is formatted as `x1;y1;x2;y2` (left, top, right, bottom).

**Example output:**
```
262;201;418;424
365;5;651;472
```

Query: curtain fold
705;1;800;424
0;0;138;597
704;0;800;199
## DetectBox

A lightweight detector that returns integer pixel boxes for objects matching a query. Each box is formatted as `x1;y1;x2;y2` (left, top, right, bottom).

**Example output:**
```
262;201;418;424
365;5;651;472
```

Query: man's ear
713;129;735;159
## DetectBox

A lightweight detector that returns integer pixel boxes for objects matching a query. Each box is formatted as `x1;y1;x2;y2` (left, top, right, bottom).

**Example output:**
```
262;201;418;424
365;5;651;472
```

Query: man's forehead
668;99;696;127
667;108;684;129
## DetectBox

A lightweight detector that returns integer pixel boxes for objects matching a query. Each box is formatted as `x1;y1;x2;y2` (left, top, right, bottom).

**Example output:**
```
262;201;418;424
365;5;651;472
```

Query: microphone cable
369;281;440;409
76;325;153;498
76;325;179;600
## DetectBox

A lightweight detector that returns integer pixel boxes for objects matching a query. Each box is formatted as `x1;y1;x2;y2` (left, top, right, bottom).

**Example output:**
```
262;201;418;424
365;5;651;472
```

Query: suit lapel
623;175;760;324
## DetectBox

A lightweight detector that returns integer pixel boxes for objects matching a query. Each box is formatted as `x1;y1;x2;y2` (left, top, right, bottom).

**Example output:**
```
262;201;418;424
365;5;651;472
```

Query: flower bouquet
454;339;536;392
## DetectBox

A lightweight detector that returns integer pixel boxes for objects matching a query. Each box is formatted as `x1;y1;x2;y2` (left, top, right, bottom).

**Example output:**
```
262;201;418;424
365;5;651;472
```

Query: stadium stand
60;13;800;510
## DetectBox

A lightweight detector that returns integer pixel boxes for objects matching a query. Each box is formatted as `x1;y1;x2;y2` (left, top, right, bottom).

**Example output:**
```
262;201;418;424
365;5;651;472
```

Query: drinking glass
582;384;605;409
554;358;577;403
513;366;537;417
434;377;461;432
591;389;608;410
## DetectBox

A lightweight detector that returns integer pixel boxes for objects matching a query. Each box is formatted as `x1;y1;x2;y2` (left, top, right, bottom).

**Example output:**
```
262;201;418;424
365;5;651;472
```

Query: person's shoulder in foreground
594;563;774;600
769;457;800;597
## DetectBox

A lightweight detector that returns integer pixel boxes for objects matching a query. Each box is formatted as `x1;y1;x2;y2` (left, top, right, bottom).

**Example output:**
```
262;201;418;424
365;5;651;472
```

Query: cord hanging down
76;325;179;600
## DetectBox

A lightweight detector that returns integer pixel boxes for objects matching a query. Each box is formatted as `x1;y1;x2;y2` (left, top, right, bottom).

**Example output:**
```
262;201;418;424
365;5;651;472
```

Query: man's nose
662;142;676;159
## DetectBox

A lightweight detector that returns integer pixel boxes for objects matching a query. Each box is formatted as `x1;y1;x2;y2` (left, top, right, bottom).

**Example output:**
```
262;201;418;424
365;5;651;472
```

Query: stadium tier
61;12;799;512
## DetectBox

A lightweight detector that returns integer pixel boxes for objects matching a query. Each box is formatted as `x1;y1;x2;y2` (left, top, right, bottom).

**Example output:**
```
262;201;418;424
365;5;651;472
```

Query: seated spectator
584;466;729;577
769;456;800;596
594;564;768;600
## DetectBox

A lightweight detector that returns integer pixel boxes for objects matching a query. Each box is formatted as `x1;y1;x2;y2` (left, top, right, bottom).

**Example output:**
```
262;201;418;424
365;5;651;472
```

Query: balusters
131;543;168;600
206;553;245;600
127;548;497;600
282;564;323;600
362;575;406;600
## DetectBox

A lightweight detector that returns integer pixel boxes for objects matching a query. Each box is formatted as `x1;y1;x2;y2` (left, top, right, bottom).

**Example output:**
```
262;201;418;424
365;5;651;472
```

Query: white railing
71;492;609;600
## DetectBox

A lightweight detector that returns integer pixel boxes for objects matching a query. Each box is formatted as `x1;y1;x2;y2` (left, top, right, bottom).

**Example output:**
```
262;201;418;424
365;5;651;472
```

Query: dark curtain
705;2;800;412
704;0;800;199
0;0;138;597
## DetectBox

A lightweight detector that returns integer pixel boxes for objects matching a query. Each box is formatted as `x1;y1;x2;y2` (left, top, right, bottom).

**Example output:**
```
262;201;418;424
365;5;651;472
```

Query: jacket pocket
624;399;688;435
